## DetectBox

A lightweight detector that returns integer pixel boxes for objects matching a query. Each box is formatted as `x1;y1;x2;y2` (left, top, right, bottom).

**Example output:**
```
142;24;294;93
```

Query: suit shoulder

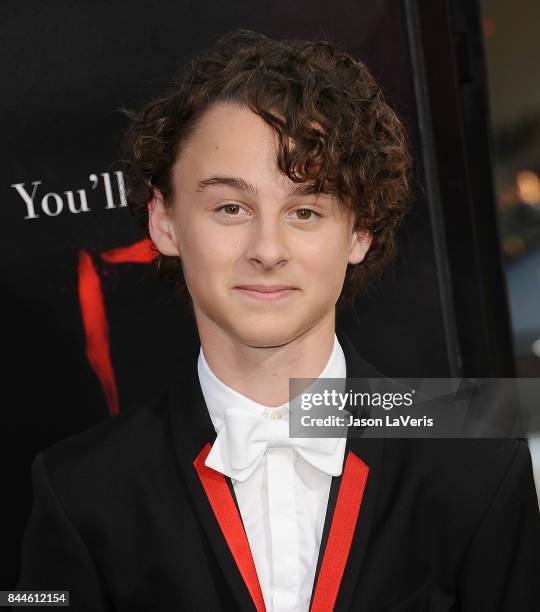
41;388;171;487
403;437;524;479
385;438;531;505
376;438;535;542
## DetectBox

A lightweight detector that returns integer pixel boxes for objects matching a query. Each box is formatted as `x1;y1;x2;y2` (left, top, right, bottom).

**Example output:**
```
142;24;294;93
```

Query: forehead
174;102;280;178
186;102;275;146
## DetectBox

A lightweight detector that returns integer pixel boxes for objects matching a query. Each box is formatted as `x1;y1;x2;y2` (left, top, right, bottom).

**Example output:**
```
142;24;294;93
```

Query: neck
195;309;337;407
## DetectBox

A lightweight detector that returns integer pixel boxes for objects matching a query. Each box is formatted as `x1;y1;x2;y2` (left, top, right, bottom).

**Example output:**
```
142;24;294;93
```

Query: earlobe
348;230;372;265
148;190;181;257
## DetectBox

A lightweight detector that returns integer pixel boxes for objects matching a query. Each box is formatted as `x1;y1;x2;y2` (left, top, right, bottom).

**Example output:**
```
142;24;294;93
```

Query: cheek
181;225;240;281
299;231;350;277
320;256;349;293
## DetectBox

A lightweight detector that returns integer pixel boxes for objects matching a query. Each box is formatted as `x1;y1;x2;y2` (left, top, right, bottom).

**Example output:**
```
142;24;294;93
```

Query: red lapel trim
310;450;370;612
194;443;266;612
194;445;368;612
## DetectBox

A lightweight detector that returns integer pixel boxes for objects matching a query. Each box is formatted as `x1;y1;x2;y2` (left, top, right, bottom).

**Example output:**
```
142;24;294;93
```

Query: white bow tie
205;407;347;482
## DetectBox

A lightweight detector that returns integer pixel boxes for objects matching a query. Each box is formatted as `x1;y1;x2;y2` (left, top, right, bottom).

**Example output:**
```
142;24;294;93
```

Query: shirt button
270;411;282;420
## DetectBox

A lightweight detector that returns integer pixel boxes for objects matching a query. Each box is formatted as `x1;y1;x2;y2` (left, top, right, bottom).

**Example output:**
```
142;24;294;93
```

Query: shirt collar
198;333;347;433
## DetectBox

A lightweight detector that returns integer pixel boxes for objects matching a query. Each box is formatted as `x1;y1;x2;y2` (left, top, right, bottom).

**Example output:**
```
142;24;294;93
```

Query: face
148;102;371;348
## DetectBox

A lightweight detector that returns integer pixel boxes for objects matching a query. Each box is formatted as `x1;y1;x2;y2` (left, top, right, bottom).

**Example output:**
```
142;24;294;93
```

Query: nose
244;215;290;270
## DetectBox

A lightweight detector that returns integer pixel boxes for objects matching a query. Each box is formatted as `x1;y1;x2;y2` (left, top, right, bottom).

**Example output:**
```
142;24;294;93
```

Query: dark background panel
416;0;515;377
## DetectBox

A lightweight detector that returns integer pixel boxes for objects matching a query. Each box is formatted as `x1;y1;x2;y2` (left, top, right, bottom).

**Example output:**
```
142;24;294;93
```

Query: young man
17;30;539;611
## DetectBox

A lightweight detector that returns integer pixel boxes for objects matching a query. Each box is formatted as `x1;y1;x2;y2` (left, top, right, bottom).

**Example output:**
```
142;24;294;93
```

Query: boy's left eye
293;208;320;220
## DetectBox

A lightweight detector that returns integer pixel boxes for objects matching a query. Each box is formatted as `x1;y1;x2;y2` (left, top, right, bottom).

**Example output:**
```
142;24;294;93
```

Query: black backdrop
1;0;512;586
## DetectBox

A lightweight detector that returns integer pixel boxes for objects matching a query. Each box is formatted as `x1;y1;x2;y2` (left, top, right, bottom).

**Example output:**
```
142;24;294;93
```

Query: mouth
234;285;299;302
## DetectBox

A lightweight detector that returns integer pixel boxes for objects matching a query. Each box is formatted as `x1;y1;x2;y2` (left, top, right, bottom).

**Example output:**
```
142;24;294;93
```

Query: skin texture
148;101;372;406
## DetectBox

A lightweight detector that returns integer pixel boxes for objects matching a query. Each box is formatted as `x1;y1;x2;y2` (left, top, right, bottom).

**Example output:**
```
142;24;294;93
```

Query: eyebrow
195;175;322;198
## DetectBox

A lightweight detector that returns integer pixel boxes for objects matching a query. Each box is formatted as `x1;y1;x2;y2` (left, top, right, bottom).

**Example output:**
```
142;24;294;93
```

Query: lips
235;285;297;293
234;285;299;302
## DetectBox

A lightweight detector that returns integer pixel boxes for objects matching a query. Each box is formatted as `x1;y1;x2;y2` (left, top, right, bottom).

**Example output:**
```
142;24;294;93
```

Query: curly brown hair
121;28;412;310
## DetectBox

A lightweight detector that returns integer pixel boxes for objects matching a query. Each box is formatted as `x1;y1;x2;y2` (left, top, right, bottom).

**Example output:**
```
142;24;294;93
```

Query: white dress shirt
197;334;347;612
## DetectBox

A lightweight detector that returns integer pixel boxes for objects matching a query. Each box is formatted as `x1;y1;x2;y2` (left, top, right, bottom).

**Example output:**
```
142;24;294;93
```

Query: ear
348;230;372;265
148;189;181;257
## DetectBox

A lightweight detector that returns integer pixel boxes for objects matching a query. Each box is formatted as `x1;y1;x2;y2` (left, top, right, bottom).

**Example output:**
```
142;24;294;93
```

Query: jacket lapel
194;443;266;611
168;355;263;612
309;328;385;611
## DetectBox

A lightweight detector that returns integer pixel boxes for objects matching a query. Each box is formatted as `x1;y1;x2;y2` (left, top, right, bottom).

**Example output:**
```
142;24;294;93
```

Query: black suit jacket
17;329;540;611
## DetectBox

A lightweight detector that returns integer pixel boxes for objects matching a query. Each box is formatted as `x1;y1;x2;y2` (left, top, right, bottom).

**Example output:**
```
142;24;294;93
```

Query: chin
228;317;304;349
